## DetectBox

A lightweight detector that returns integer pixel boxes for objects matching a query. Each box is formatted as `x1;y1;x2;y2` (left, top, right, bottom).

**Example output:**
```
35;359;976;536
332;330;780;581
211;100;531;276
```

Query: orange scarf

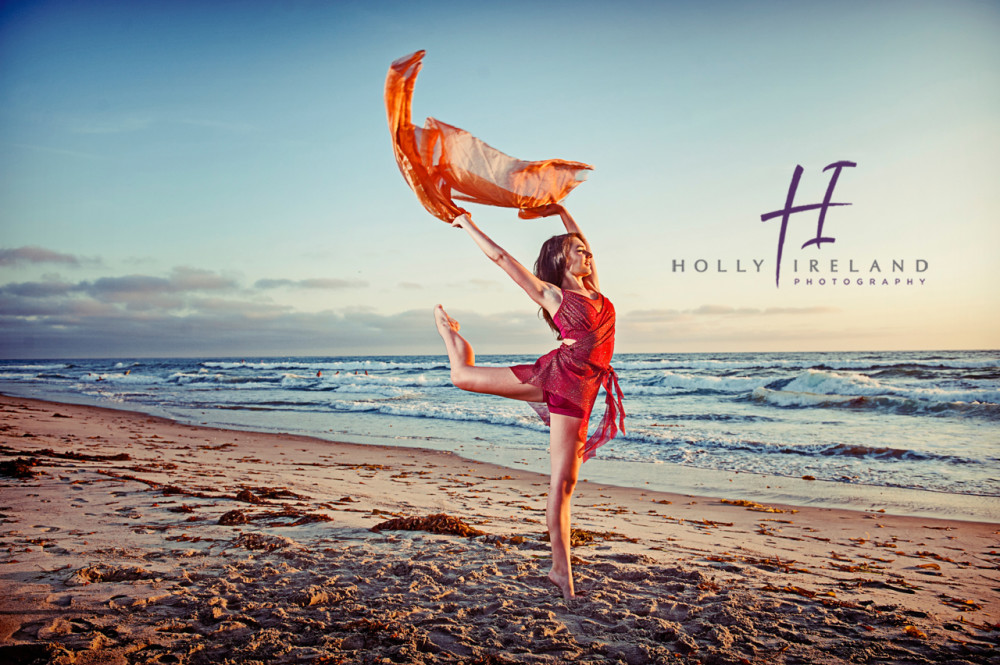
386;51;592;222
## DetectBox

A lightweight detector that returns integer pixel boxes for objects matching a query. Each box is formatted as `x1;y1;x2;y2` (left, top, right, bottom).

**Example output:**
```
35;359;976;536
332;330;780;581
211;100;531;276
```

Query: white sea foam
752;386;858;408
78;372;166;385
750;385;1000;419
0;371;41;381
328;399;550;432
613;355;1000;372
2;350;997;501
777;369;1000;405
201;359;446;371
2;363;71;371
623;371;760;394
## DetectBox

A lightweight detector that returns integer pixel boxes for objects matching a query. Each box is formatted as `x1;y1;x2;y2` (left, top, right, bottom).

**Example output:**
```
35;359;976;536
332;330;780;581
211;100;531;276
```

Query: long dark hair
534;233;583;337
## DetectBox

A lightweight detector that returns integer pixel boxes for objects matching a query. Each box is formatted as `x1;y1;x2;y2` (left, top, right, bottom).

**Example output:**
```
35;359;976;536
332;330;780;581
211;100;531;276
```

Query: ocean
2;350;997;521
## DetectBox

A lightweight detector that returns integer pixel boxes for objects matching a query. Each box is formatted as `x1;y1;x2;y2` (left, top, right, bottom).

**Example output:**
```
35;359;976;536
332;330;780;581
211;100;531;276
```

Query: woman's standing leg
437;305;584;598
546;413;586;600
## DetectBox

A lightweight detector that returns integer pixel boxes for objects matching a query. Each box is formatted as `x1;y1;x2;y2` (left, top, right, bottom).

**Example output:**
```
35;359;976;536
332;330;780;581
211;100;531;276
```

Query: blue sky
1;0;998;358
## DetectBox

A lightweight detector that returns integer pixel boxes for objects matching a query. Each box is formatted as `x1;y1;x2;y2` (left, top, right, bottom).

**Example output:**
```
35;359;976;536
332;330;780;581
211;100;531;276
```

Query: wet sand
1;394;997;664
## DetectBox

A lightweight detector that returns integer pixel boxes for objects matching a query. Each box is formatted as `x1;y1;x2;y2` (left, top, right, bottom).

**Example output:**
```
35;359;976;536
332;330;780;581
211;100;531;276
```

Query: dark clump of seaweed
370;513;487;537
0;457;40;479
219;509;251;525
540;527;638;547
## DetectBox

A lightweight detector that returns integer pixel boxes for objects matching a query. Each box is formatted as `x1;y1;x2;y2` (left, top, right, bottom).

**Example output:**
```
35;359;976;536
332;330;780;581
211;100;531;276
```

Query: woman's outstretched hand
522;203;565;218
451;213;472;229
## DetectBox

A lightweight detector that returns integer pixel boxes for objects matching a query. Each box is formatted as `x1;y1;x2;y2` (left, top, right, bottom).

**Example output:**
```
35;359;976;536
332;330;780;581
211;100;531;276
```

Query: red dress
511;290;625;461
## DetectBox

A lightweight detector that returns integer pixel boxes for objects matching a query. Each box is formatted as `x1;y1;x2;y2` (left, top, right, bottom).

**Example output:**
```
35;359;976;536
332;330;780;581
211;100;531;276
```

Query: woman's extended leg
546;413;586;600
434;305;543;400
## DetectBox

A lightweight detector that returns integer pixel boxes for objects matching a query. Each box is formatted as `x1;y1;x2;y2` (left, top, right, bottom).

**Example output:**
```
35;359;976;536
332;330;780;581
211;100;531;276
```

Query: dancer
434;204;624;600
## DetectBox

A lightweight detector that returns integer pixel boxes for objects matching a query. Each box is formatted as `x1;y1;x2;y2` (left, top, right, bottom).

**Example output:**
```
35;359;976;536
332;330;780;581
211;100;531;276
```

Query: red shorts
545;390;585;419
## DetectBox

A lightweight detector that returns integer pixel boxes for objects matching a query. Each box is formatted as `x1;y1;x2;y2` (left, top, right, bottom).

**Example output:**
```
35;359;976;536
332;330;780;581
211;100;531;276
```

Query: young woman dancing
434;204;624;600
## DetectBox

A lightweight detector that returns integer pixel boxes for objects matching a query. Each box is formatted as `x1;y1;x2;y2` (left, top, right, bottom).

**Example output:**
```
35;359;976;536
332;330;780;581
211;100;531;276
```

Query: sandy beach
1;393;997;664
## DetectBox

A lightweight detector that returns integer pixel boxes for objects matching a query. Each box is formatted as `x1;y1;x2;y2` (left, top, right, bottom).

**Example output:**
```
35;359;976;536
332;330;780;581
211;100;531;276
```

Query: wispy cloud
0;268;558;357
445;278;504;291
0;246;96;267
618;303;847;352
0;265;394;357
254;278;368;290
691;305;839;316
75;268;240;311
624;305;837;324
762;307;839;315
0;255;848;358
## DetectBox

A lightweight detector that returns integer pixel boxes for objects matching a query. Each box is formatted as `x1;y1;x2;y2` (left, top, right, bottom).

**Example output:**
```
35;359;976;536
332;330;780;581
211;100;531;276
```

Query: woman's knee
450;366;477;392
551;469;579;496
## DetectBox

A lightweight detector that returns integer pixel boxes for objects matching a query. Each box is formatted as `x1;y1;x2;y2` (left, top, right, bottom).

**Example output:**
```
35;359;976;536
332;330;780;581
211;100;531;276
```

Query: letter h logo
760;161;857;287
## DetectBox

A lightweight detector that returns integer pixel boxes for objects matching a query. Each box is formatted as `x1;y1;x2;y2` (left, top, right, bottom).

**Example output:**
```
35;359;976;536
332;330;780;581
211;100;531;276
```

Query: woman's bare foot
434;305;460;336
548;567;575;600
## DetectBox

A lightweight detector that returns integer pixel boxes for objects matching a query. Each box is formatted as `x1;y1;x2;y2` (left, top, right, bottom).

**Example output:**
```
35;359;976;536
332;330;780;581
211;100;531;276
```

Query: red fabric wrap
511;290;625;461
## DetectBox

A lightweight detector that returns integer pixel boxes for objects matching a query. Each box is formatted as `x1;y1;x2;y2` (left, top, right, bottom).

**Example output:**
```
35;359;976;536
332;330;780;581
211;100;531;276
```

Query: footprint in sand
31;525;61;533
35;617;95;640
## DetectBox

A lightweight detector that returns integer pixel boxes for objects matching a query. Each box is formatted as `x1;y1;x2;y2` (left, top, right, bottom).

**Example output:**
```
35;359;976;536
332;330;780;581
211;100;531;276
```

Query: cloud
68;268;240;311
188;297;292;317
0;267;241;318
445;278;504;290
0;266;432;357
0;291;866;358
690;304;839;316
254;278;368;290
617;303;847;352
0;257;849;359
0;300;558;358
692;305;754;316
0;259;563;359
86;275;175;299
0;246;88;267
169;267;240;291
0;292;116;318
626;309;685;323
762;306;839;315
623;305;837;324
0;280;78;298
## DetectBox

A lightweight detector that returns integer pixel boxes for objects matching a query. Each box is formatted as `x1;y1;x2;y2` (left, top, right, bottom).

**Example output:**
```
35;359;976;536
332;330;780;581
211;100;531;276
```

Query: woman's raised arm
452;214;561;313
528;204;599;291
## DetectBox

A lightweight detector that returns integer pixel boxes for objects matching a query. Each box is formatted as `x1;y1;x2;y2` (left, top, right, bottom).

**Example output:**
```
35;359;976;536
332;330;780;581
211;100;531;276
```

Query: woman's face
565;239;593;278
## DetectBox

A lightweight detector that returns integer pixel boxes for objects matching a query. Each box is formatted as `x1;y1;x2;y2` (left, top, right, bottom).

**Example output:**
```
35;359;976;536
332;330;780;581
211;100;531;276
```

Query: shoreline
1;394;998;663
3;388;997;523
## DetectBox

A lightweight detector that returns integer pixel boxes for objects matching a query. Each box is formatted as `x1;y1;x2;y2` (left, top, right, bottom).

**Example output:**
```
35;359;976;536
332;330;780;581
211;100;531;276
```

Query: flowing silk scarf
385;51;592;222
